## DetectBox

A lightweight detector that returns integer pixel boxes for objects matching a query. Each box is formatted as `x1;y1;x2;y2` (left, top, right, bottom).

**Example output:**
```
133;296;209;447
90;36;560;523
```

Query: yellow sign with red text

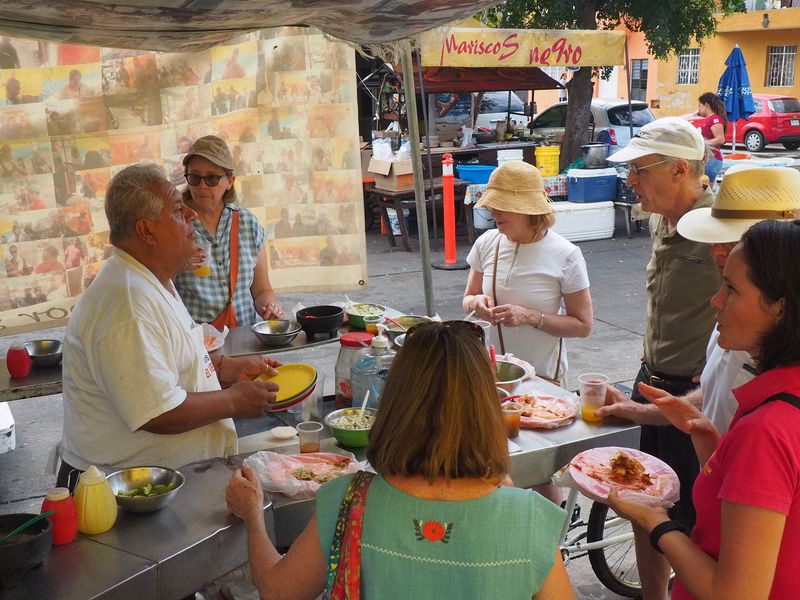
420;27;626;68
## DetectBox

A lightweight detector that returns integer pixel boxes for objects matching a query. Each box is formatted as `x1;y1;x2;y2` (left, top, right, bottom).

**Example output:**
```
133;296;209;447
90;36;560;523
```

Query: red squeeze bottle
41;487;79;545
6;345;31;378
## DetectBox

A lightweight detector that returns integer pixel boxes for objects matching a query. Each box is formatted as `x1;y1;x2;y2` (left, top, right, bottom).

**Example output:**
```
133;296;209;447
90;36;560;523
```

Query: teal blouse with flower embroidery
316;474;566;599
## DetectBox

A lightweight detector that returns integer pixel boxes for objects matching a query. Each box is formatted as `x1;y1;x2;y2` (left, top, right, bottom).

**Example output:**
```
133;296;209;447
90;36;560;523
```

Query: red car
684;93;800;152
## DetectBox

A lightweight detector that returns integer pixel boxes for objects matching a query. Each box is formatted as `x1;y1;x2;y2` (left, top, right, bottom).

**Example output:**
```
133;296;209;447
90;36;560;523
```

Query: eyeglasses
406;320;485;345
627;159;671;176
184;173;226;187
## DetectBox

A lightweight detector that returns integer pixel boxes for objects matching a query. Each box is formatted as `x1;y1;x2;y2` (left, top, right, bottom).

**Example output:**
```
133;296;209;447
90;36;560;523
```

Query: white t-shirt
700;327;753;435
61;249;237;471
466;228;590;380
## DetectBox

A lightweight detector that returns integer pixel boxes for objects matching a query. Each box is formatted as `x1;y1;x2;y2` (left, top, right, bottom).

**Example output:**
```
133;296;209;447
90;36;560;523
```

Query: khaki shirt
644;190;720;377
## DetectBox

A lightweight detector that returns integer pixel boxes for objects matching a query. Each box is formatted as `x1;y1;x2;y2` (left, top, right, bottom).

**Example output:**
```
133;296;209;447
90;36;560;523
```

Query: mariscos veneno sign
420;27;626;68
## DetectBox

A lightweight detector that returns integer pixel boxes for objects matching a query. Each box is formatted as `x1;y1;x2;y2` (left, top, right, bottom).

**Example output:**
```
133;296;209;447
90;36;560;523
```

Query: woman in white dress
463;160;593;386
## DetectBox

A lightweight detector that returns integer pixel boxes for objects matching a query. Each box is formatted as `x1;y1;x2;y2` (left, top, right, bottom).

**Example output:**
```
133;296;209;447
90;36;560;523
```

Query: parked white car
528;98;656;154
474;91;528;130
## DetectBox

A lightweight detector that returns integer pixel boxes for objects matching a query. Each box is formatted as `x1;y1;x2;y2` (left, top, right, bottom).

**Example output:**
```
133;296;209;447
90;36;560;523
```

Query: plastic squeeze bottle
41;487;78;545
74;465;117;534
350;325;395;410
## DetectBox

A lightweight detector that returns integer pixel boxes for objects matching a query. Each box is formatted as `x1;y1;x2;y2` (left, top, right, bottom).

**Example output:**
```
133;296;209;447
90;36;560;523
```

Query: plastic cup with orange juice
194;238;212;277
501;401;524;438
363;315;384;335
578;373;608;423
297;421;323;453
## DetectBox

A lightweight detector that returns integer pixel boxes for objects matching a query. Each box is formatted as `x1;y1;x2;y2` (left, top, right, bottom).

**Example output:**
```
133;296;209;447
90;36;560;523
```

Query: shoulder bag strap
742;391;800;418
323;471;375;600
491;233;505;355
210;210;240;329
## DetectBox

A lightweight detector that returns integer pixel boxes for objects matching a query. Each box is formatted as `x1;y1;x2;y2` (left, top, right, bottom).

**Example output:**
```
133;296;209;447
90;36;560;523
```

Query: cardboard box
368;158;414;192
360;148;373;179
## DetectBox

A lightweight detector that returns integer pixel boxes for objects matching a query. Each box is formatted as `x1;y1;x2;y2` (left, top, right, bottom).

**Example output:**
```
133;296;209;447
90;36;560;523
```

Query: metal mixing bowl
23;340;63;368
495;360;526;393
251;320;302;347
107;466;184;514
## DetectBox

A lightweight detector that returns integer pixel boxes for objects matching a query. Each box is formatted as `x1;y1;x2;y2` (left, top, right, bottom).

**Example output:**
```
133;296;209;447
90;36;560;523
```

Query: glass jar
335;332;373;408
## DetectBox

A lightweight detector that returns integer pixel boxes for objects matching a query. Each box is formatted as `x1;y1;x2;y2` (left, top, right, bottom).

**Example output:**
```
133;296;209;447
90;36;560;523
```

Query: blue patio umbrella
717;44;755;153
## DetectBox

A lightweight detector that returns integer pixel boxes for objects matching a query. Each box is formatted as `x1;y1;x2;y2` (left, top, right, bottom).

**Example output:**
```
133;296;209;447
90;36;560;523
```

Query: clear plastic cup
297;421;323;453
501;401;524;438
363;315;384;335
579;373;608;423
194;238;212;277
470;319;492;349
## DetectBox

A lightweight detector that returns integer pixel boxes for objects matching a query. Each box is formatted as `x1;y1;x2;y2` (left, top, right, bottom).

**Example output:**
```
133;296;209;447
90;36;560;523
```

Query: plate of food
507;393;576;429
567;447;680;506
243;450;361;499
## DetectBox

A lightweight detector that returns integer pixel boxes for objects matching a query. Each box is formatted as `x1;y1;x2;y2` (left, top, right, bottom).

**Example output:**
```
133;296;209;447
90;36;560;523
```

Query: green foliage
484;0;746;58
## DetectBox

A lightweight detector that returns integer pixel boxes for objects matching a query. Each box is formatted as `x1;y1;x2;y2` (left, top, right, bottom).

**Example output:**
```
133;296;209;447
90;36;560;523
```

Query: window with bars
766;46;796;87
676;49;700;85
631;59;648;101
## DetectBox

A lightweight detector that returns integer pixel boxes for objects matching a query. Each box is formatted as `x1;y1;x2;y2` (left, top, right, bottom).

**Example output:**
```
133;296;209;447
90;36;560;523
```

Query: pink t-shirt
672;365;800;600
700;115;725;160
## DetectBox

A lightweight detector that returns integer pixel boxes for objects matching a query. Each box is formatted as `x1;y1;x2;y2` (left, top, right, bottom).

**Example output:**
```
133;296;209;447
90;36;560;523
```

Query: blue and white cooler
567;167;618;203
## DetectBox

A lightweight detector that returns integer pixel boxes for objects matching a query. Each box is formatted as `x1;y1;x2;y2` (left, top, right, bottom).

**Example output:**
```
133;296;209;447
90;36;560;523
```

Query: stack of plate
257;364;318;412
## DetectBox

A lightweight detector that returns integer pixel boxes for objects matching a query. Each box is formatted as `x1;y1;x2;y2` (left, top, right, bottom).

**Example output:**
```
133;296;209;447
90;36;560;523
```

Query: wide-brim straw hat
474;160;553;216
677;165;800;244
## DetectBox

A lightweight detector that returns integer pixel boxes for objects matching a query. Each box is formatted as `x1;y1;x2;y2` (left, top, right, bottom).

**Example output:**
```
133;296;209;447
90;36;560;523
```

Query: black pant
632;364;700;531
56;460;83;494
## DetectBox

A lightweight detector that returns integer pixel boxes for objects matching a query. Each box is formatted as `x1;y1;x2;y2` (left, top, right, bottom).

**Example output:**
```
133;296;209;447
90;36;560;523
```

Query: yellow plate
258;364;318;404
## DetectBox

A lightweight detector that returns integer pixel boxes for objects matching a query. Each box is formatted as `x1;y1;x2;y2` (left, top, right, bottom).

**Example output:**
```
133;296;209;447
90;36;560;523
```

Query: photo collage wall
0;29;366;334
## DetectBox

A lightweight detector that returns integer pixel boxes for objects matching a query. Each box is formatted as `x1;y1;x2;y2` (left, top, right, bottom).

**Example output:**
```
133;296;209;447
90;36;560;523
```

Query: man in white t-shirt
58;164;281;488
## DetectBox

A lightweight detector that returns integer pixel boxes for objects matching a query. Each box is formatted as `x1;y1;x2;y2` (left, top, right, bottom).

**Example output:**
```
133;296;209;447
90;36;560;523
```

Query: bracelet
649;520;686;554
536;312;545;329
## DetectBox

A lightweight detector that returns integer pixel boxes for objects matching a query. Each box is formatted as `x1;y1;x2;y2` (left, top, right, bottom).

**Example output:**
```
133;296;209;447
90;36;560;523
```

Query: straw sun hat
677;166;800;244
474;161;553;216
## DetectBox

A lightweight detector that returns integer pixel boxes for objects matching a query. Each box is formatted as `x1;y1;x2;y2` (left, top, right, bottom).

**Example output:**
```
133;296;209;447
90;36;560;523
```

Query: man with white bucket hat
598;164;800;599
606;116;719;599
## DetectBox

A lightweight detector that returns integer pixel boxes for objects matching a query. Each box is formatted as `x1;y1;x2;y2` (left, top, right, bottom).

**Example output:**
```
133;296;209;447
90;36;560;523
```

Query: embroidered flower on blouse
414;519;453;543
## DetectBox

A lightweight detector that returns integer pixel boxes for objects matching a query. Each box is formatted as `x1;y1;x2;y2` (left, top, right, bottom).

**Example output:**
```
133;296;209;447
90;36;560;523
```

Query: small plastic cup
194;238;212;277
470;319;492;349
363;315;384;335
297;421;323;453
579;373;608;423
501;401;524;438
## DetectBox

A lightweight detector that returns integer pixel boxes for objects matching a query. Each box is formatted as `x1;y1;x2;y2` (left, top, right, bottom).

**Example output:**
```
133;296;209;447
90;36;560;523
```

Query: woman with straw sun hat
463;160;593;387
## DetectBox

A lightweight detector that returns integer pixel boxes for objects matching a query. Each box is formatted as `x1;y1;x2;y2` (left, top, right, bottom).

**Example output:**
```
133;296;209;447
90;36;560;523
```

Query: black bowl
0;513;52;590
296;305;345;338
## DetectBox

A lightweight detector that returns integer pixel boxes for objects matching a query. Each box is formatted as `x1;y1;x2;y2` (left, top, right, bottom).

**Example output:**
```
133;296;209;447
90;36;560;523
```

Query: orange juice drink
578;373;608;423
501;402;523;437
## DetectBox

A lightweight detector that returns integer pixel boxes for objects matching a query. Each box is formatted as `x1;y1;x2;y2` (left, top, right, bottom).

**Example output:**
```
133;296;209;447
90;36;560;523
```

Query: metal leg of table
375;198;396;250
394;198;413;252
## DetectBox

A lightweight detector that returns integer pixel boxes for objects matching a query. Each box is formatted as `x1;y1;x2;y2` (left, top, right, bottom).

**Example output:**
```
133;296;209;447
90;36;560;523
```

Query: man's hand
228;378;279;418
638;383;717;437
218;355;280;387
595;385;666;425
226;465;264;525
490;303;530;327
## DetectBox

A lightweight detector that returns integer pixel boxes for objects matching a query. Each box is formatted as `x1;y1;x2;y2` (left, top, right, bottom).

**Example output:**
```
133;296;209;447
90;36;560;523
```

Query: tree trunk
558;0;598;171
559;67;595;171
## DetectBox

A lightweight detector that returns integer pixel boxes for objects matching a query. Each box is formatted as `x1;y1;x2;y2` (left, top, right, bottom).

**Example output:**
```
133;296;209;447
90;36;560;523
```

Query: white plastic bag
243;450;360;499
201;323;228;352
372;138;393;160
460;126;475;149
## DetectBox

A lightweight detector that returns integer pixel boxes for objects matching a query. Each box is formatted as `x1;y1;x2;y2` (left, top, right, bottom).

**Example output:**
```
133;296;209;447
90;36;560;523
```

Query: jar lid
339;332;373;348
46;487;71;501
79;465;107;485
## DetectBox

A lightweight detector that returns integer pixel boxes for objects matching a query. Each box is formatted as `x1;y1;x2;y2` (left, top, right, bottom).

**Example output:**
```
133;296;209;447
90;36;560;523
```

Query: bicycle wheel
586;501;641;597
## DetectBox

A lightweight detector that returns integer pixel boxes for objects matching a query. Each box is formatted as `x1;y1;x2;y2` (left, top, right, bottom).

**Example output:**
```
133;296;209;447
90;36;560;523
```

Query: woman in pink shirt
697;92;727;184
609;219;800;599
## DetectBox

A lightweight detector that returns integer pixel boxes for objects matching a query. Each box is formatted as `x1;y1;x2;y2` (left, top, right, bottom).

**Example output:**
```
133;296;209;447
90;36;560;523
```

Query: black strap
742;392;800;418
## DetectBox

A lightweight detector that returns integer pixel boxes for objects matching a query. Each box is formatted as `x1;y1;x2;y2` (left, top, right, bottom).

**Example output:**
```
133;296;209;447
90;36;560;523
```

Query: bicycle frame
559;487;634;560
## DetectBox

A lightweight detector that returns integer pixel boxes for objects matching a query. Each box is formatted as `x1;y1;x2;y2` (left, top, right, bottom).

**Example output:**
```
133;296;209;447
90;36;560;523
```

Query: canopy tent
0;1;502;52
397;65;562;93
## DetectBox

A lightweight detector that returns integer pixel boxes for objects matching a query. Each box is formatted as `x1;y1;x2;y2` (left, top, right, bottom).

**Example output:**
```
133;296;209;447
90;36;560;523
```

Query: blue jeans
705;157;723;184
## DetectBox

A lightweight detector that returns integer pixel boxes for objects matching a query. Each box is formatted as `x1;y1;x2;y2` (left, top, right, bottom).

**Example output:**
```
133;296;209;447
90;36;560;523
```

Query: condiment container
74;465;117;535
335;332;373;408
350;325;395;410
41;487;78;545
6;345;31;378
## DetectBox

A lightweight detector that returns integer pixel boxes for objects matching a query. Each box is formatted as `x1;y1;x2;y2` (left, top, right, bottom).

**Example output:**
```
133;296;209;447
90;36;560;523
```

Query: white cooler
552;201;615;242
0;402;16;454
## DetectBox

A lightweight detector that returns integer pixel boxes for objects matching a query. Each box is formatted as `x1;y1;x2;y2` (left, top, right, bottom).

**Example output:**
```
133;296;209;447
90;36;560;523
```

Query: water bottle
350;325;395;410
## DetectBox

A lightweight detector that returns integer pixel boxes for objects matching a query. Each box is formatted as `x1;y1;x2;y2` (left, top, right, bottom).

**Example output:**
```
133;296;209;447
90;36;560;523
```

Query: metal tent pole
400;46;435;316
624;38;634;141
415;49;438;251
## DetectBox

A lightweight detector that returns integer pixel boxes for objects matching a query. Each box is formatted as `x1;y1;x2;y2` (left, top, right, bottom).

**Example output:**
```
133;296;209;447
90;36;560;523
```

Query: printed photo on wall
211;41;257;81
161;84;212;124
45;97;107;136
155;51;211;88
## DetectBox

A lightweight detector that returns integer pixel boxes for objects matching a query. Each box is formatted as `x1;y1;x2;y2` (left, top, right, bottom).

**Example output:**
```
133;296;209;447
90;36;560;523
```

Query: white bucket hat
677;166;800;243
607;117;705;163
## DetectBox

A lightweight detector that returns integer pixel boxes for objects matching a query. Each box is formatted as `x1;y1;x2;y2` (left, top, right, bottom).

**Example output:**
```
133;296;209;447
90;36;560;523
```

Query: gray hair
661;155;705;179
105;163;170;246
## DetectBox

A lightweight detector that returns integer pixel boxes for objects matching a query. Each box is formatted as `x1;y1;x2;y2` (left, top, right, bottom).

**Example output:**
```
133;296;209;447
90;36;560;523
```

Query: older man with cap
604;117;719;599
174;135;282;329
58;164;280;489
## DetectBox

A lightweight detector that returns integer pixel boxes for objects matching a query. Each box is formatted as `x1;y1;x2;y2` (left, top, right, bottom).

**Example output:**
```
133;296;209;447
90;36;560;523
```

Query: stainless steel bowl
23;339;63;368
107;466;184;514
393;333;406;348
495;360;526;393
251;320;302;347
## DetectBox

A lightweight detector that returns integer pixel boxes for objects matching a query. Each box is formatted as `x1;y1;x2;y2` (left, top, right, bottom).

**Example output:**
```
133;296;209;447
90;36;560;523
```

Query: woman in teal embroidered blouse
226;321;574;599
